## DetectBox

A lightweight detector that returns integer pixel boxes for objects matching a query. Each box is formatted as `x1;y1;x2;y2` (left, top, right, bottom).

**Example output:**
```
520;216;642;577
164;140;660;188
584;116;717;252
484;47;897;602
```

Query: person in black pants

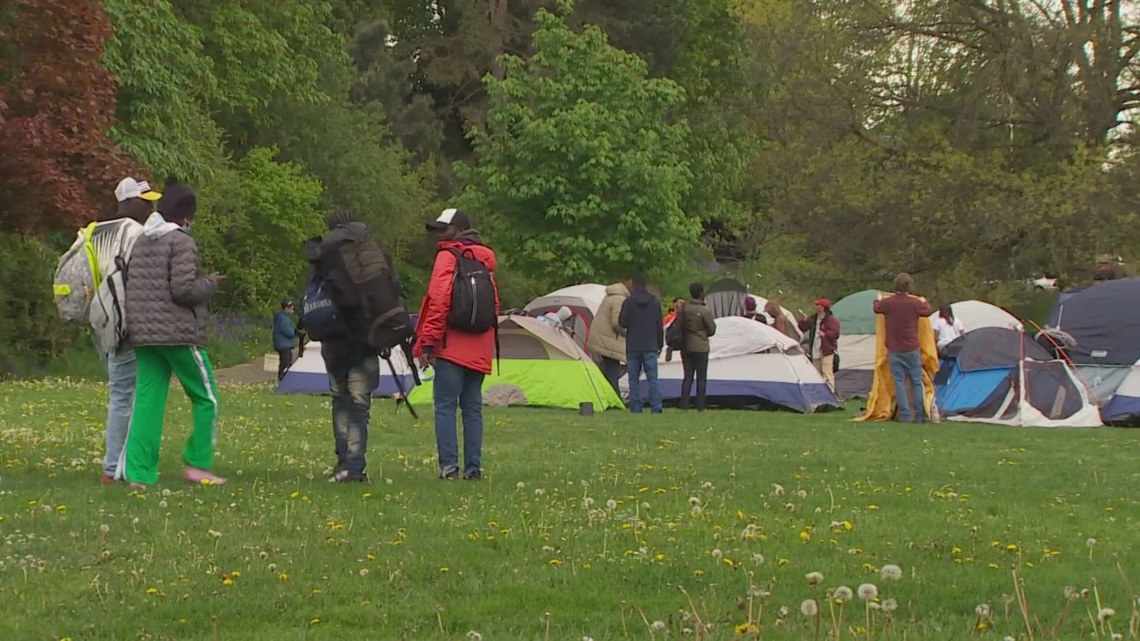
679;282;717;410
272;300;298;380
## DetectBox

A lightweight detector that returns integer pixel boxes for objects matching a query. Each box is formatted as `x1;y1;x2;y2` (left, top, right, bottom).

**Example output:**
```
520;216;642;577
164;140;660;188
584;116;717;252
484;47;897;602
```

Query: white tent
1101;358;1140;423
524;284;607;351
276;342;419;397
744;294;803;340
951;300;1023;333
620;317;840;413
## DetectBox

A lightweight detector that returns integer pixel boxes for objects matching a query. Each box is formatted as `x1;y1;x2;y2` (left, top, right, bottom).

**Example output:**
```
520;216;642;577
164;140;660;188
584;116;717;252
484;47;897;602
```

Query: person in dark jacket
618;274;665;413
798;298;841;394
302;210;384;483
679;282;718;410
122;180;227;488
272;300;297;381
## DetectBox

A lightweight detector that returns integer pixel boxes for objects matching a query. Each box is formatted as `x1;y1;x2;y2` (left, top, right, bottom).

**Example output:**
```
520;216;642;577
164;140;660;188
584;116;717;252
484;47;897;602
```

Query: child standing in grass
122;180;227;488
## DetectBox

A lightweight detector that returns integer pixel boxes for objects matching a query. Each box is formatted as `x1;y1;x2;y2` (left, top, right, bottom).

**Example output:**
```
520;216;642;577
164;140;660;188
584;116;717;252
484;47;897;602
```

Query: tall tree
0;0;133;234
460;6;696;283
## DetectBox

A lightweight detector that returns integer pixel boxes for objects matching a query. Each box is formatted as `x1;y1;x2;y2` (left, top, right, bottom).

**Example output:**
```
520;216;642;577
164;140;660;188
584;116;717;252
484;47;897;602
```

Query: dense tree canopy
1;0;1138;335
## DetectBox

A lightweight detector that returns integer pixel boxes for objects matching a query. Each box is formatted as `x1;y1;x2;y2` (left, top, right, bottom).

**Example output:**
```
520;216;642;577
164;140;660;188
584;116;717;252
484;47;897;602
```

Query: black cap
282;300;294;308
426;208;472;231
157;180;197;222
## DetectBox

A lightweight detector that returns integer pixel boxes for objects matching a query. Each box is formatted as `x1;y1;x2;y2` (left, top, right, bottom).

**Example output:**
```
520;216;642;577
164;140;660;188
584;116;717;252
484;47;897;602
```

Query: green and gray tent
408;315;624;411
829;289;884;400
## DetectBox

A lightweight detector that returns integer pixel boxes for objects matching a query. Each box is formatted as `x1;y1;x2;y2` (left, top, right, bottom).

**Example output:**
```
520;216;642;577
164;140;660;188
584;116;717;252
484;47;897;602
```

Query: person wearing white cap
92;177;160;483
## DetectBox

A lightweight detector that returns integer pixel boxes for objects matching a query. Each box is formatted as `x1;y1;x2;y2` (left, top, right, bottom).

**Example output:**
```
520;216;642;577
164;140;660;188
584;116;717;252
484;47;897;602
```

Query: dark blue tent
1046;279;1140;366
934;328;1096;425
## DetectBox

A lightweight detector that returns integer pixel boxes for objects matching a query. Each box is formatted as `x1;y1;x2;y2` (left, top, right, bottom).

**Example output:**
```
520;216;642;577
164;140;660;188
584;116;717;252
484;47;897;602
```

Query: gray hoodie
124;212;218;347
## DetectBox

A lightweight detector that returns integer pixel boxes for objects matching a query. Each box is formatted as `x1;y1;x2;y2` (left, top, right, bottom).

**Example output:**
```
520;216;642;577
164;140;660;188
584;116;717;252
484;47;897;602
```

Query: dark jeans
323;350;378;478
681;351;710;410
432;358;485;477
600;356;623;395
626;351;662;413
888;349;925;422
277;348;294;381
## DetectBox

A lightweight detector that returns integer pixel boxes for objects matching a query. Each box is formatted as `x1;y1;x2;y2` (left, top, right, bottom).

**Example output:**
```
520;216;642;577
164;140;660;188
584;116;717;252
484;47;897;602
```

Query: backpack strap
379;348;418;420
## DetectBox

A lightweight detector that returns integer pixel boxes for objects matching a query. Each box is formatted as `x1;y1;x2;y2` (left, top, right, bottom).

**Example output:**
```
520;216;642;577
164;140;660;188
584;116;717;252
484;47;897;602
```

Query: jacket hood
630;288;656;306
439;231;497;271
606;283;630;297
143;211;183;238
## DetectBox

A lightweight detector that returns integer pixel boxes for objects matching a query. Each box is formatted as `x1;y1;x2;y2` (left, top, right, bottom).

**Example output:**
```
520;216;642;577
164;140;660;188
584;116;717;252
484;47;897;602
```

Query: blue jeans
432;358;485;476
324;350;379;478
626;351;662;413
101;346;137;478
888;350;925;422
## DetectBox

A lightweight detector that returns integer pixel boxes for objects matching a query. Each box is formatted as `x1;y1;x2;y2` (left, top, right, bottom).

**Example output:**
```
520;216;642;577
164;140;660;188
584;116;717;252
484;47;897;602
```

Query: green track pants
124;345;219;485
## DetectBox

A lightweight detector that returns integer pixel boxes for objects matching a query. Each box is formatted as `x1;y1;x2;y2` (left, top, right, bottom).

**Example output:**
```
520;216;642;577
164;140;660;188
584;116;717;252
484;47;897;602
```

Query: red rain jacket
413;237;499;374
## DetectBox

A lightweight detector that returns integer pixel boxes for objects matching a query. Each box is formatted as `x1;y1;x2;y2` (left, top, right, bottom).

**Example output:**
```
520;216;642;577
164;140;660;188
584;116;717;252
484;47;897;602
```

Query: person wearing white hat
94;177;161;483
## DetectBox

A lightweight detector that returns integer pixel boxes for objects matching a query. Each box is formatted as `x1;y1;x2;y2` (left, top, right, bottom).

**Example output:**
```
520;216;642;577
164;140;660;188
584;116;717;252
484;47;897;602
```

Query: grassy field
1;381;1137;641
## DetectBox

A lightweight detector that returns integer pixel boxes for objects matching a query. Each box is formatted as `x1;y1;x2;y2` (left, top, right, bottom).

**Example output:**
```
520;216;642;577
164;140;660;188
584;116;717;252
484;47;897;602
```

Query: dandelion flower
1097;608;1115;623
583;637;595;641
1063;586;1078;601
834;586;853;601
651;620;667;633
606;499;617;510
975;604;991;617
268;563;278;573
882;598;898;613
752;553;765;565
99;524;110;535
711;549;723;559
800;599;819;617
805;571;824;585
1086;537;1097;547
466;632;483;641
208;529;222;539
582;497;594;508
359;568;369;577
880;564;903;581
689;496;701;506
857;583;879;600
772;483;785;496
516;482;525;490
534;488;546;496
691;505;703;517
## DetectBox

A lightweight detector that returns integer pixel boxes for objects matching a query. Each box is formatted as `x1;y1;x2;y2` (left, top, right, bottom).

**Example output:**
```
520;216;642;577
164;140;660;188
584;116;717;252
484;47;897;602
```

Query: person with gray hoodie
122;180;227;488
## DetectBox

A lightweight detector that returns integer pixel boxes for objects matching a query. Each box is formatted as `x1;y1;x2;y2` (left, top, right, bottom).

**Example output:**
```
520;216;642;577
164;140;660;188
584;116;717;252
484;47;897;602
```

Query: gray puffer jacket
125;213;218;347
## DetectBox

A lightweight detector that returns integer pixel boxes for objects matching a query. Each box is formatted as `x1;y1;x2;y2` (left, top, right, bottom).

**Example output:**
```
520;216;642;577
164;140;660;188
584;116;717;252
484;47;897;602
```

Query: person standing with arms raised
873;273;933;422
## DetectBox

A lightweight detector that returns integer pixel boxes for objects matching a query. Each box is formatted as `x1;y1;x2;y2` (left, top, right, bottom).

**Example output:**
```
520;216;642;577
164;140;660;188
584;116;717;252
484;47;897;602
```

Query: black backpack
444;247;497;333
307;230;422;417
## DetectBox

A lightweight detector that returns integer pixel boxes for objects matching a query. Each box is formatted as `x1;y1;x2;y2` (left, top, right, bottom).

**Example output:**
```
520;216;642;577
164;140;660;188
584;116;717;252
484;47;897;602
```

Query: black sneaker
463;470;483;481
439;466;459;481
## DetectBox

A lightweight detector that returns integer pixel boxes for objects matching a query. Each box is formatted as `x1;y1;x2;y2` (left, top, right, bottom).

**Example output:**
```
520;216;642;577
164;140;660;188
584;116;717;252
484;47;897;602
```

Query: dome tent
524;283;607;352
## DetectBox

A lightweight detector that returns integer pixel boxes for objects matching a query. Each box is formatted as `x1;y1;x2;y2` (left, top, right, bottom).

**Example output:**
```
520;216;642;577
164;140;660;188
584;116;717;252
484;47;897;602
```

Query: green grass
1;382;1138;641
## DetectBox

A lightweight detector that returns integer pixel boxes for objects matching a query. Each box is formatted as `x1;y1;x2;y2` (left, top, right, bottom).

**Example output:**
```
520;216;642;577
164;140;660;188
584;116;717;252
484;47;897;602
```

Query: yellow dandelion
440;566;451;572
1006;544;1018;552
548;559;562;566
231;571;241;577
866;504;879;510
654;553;665;561
278;573;289;581
222;578;234;586
309;618;320;626
987;563;999;569
693;569;705;576
145;587;158;595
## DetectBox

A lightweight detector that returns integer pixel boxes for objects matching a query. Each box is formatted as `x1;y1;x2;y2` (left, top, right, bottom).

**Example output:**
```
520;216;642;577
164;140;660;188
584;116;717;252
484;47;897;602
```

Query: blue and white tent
620;316;840;413
1101;360;1140;424
934;328;1100;427
275;341;420;397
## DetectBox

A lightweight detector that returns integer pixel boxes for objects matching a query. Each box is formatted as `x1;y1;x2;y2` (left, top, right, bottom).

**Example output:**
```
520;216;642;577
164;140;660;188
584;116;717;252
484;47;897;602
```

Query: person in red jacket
413;208;499;480
797;298;841;393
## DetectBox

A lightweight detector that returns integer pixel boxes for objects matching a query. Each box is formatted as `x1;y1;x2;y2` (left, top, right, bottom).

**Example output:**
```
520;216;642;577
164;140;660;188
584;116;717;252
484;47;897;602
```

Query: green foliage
194;147;325;313
461;7;698;284
103;0;226;183
0;234;84;378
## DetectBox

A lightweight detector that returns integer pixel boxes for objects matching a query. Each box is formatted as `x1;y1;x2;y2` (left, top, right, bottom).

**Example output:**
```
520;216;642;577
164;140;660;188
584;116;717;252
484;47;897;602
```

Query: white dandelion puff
752;553;765;565
516;481;525;490
834;586;853;601
606;499;618;510
582;497;594;508
796;489;808;499
1063;586;1078;601
880;564;903;581
858;583;879;600
771;483;785;496
99;524;110;535
688;496;701;506
1097;608;1115;623
691;505;703;517
882;598;898;613
805;571;824;585
466;632;482;641
800;599;819;617
651;620;667;633
359;568;370;577
711;549;723;559
976;604;991;617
